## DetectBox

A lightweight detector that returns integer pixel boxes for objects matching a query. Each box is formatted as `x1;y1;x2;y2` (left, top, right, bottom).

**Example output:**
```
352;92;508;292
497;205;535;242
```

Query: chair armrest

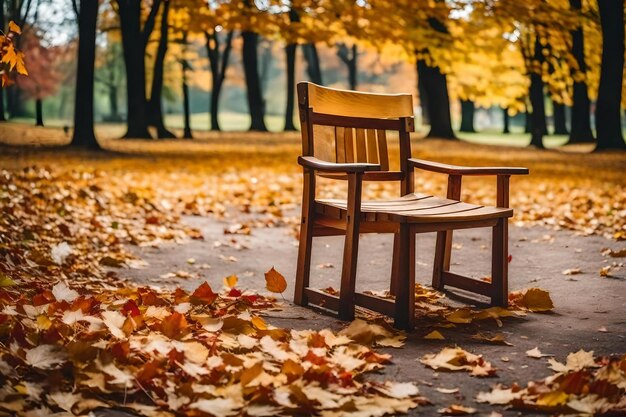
408;158;529;176
298;156;380;173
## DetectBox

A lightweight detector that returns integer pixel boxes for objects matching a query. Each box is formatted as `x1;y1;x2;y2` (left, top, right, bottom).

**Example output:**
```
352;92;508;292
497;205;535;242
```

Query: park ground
0;123;625;416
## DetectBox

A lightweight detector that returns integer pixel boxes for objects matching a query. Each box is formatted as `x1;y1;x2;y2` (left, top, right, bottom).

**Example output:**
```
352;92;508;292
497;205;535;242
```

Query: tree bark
284;42;297;131
180;31;192;139
70;0;100;149
241;31;267;131
205;30;233;131
595;0;625;150
0;0;5;121
459;100;476;132
117;0;152;138
552;101;568;135
147;0;175;139
34;98;43;126
337;43;358;90
568;0;594;143
524;109;531;133
502;108;510;133
528;37;547;148
418;74;430;125
302;43;323;85
417;59;455;139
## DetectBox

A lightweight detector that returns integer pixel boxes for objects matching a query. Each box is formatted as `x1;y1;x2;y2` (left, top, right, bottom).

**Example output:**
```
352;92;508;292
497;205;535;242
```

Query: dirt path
113;215;626;416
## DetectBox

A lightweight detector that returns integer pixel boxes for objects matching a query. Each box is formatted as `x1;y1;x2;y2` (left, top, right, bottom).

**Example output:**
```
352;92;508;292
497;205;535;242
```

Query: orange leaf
264;267;287;293
160;312;188;339
191;282;217;305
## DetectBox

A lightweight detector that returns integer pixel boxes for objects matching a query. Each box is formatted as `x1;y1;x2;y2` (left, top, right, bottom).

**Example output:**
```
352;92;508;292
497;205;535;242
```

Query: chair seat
316;193;513;223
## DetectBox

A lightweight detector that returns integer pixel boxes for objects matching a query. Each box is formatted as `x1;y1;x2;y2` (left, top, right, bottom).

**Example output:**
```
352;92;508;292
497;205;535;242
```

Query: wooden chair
294;82;528;329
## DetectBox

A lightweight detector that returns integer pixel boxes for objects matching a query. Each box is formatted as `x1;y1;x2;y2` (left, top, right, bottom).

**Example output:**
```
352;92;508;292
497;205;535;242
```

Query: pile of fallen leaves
477;350;626;415
0;279;429;416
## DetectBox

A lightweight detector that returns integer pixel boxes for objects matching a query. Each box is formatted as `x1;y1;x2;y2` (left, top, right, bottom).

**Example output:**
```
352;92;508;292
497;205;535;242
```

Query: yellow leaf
251;315;267;330
521;288;554;312
264;267;286;293
223;274;238;288
536;390;569;407
8;20;21;34
424;330;445;340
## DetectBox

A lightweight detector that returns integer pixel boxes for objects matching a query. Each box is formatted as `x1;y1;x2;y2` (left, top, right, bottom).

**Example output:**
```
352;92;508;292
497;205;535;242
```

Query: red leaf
191;282;217;305
228;288;242;297
122;299;141;317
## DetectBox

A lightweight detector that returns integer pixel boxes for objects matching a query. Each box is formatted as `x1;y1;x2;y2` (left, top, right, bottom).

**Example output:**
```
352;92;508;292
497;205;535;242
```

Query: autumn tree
568;0;594;143
594;0;625;151
115;0;162;139
16;32;62;126
71;0;100;149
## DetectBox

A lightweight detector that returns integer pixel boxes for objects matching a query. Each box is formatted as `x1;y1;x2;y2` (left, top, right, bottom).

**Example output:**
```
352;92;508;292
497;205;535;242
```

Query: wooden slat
366;129;379;164
335;127;346;163
344;128;355;162
411;219;499;233
305;288;340;311
317;171;404;181
441;272;492;297
408;206;513;223
305;82;414;119
310;112;404;130
354;293;395;316
355;129;367;162
376;129;389;170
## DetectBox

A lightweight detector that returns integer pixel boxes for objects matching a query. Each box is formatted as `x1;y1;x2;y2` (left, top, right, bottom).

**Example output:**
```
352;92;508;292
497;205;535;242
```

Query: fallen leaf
562;268;582;275
437;404;476;415
525;347;552;359
264;267;287;293
424;330;445;340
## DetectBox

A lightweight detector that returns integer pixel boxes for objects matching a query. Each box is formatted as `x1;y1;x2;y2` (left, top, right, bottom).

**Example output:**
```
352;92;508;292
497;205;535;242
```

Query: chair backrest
297;82;414;178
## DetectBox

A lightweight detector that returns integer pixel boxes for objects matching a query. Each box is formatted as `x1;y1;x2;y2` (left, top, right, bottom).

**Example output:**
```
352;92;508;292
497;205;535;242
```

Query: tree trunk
459;100;476;132
70;0;100;149
552;101;568;134
205;30;233;131
180;31;192;139
418;75;430;125
529;72;546;148
417;59;455;139
241;31;267;131
117;0;152;138
524;109;531;133
302;43;323;85
147;0;175;139
502;108;510;133
109;84;120;120
34;99;43;126
568;0;594;143
337;43;358;90
0;89;5;122
284;43;297;131
528;37;547;148
595;0;625;150
0;0;5;122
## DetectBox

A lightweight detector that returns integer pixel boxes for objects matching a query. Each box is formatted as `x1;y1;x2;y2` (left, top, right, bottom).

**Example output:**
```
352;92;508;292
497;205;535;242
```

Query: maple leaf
51;282;79;303
264;267;287;293
224;274;238;288
420;347;496;377
190;282;218;305
25;345;67;369
160;311;189;339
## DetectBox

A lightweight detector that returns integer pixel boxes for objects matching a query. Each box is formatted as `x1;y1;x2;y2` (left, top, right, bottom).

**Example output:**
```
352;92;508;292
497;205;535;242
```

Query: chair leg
394;224;415;329
432;230;453;290
294;172;315;307
294;214;314;306
389;233;400;296
338;213;361;321
491;218;508;306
